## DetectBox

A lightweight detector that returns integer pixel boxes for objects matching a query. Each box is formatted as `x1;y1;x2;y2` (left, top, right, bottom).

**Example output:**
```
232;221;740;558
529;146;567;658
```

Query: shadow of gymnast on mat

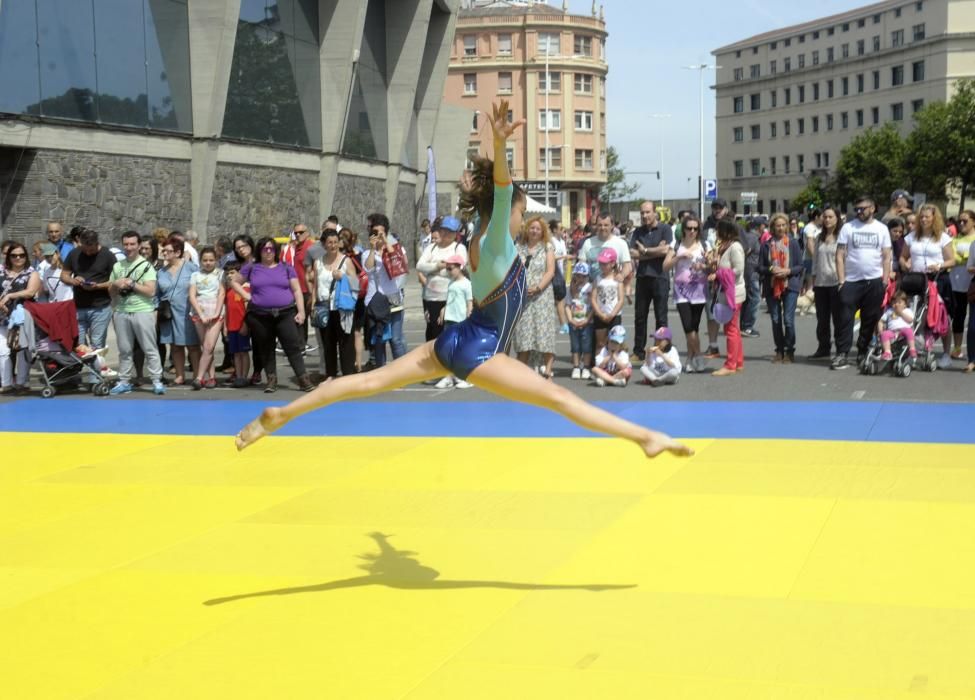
204;532;635;606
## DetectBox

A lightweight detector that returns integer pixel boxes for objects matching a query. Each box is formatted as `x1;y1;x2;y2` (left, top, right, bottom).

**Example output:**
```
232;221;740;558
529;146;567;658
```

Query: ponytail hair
458;154;525;224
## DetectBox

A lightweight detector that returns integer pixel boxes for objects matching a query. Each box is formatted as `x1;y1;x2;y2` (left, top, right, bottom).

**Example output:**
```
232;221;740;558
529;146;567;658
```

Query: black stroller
21;301;112;397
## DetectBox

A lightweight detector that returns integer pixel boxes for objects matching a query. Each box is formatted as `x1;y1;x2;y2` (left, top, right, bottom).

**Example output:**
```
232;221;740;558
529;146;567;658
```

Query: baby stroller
860;274;940;377
21;301;112;397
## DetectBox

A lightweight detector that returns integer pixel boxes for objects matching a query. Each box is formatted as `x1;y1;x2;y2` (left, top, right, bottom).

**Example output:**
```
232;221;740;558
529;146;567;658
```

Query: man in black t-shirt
60;228;117;350
629;201;673;359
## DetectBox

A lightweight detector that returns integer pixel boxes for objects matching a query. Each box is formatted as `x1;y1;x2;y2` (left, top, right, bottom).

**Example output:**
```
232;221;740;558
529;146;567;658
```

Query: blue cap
608;325;626;344
572;261;589;276
439;215;463;233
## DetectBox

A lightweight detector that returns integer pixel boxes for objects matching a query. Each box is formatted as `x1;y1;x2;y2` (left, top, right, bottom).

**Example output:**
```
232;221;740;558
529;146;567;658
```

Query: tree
789;175;829;214
906;78;975;213
831;123;909;208
599;146;640;204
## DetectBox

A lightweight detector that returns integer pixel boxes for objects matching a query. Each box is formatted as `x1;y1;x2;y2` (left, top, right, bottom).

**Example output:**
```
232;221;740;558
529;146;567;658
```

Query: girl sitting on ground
640;326;682;386
591;324;632;387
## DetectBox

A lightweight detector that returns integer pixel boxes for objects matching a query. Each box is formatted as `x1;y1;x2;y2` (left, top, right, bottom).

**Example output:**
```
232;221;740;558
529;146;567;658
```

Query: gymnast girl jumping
235;100;692;459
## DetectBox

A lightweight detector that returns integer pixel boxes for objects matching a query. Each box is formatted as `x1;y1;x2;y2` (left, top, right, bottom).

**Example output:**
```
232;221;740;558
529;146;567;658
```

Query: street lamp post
682;64;719;217
648;113;670;208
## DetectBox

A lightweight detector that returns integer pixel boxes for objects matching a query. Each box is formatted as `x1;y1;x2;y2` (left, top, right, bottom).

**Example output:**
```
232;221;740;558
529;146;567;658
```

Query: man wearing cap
629;201;673;360
883;190;913;224
416;215;467;341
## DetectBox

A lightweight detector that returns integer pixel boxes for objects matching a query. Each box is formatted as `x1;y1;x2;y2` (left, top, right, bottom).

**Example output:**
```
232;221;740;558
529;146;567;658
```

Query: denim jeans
373;309;406;367
767;289;798;354
741;272;761;332
76;305;113;349
569;324;593;355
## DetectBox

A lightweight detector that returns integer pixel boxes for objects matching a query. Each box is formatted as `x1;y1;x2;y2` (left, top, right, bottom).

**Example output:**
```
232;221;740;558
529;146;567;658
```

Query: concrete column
318;0;369;225
186;0;241;238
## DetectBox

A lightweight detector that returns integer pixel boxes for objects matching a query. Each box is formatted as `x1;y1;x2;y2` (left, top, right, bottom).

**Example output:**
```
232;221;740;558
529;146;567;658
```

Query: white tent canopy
524;194;556;214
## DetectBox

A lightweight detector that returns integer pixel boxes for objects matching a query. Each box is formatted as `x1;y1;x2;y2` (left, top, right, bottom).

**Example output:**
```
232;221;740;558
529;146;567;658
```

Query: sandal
205;378;217;388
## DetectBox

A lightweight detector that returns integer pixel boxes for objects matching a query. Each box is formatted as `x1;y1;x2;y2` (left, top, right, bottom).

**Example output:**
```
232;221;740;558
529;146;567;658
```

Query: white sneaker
100;367;119;378
435;376;455;389
580;368;591;380
594;377;606;387
454;379;473;389
571;367;582;380
613;378;627;387
938;352;952;369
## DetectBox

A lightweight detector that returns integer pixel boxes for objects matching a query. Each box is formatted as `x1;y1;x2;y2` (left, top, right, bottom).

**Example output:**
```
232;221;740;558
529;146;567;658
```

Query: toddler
222;259;251;388
567;261;593;380
640;326;682;386
591;324;632;387
878;290;917;361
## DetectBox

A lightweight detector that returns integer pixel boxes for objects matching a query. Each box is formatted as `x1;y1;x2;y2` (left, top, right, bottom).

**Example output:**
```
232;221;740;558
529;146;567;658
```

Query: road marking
851;390;866;400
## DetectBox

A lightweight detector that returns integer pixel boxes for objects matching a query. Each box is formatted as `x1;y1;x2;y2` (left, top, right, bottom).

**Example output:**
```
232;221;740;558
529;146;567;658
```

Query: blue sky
565;0;873;201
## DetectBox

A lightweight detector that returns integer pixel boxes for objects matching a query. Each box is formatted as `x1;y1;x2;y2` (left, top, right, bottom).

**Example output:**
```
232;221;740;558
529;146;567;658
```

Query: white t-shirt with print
837;218;891;281
646;345;682;374
903;232;951;274
595;277;621;317
594;346;630;374
568;282;592;322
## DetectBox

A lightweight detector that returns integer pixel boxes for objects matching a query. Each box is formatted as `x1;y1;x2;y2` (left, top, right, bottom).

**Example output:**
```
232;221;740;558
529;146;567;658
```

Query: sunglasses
9;252;27;259
261;245;276;252
961;218;972;224
854;207;869;213
684;226;699;231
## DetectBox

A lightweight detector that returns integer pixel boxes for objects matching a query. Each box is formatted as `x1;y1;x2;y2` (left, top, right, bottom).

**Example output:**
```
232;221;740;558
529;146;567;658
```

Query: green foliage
789;176;828;214
599;146;640;204
832;123;909;207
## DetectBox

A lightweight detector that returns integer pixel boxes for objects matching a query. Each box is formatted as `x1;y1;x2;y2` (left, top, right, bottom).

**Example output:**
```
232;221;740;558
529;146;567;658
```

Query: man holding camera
108;231;165;395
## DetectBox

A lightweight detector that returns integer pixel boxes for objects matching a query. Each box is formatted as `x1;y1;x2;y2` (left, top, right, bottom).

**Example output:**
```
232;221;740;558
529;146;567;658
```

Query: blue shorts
228;330;251;354
433;315;504;380
569;325;593;355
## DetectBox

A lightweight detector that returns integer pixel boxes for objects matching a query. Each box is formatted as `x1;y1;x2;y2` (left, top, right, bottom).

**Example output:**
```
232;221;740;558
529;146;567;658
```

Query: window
812;115;819;132
872;106;879;124
600;77;606;97
506;148;514;170
823;152;830;167
857;73;864;93
842;22;850;32
471;112;478;132
539;71;561;93
733;126;744;142
785;38;791;47
574;110;593;131
784;120;791;135
873;13;881;23
828;27;835;36
771;89;778;107
891;102;904;121
463;34;477;56
463;73;477;94
842;43;849;58
770;60;777;74
784;87;791;105
750;64;761;78
798;117;805;134
600;111;606;133
574;73;593;94
751;159;761;176
538;32;560;55
735;50;741;58
753;46;759;54
813;30;820;39
913;23;925;41
750;93;761;110
770;157;777;175
873;35;880;51
895;7;902;17
538;147;562;170
771;40;778;49
600;150;607;172
913;60;925;82
912;98;925;113
827;113;834;130
857;39;865;55
751;124;760;140
798;154;805;173
539;109;560;130
574;34;592;56
734;160;744;177
812;50;820;65
843;76;849;95
770;199;778;212
770;122;777;138
784;155;791;173
841;111;849;128
575;149;593;169
892;65;905;86
892;29;904;47
498;72;512;94
815;152;822;168
873;70;880;90
813;82;820;100
734;96;744;113
798;85;805;103
798;54;805;68
856;109;864;126
916;1;924;10
858;18;866;28
465;148;479;170
734;68;744;81
799;34;806;43
498;33;512;56
784;57;792;72
827;47;834;62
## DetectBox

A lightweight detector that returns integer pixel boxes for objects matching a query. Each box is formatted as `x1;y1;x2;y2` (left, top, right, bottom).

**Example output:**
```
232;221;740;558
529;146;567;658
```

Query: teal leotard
433;182;526;379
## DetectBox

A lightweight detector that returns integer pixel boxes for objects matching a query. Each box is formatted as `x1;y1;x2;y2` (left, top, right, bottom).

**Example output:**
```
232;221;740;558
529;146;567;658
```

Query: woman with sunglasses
948;210;975;361
0;243;41;394
236;100;691;460
156;235;201;385
663;214;707;372
229;237;312;393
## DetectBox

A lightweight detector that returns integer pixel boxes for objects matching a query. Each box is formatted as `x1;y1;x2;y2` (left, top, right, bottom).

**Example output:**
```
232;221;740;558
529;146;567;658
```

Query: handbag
311;302;330;329
158;261;186;321
381;243;408;278
334;274;357;312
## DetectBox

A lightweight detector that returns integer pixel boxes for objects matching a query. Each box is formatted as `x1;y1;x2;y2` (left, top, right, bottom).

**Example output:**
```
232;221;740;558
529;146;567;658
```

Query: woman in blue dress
156;236;200;385
236;101;691;459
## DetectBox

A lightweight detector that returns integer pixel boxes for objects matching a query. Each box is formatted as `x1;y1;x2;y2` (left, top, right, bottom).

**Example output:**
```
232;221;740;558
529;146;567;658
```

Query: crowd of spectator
1;189;973;396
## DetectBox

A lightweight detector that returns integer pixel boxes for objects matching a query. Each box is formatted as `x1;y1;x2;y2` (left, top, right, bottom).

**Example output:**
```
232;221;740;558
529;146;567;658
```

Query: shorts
593;314;621;331
569;325;593;355
353;297;366;331
676;302;705;334
228;330;251;354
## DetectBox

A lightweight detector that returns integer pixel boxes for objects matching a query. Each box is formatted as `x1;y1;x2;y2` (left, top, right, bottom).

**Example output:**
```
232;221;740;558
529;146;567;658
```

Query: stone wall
331;174;384;238
0;148;190;244
207;163;318;239
391;183;419;253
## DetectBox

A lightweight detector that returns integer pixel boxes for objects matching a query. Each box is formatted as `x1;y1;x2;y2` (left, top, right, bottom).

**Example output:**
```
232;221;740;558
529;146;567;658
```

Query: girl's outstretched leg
469;353;692;458
236;341;446;450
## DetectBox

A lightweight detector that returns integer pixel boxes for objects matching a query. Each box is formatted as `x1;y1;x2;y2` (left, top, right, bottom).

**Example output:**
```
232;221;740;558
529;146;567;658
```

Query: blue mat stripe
2;398;974;444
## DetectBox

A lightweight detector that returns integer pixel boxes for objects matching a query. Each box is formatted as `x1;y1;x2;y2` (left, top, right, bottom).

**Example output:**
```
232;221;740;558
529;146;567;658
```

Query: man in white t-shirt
579;213;632;291
832;196;892;369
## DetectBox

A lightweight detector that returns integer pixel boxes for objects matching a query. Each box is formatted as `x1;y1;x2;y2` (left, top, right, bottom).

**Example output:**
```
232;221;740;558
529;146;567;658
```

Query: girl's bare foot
641;430;694;459
235;407;287;451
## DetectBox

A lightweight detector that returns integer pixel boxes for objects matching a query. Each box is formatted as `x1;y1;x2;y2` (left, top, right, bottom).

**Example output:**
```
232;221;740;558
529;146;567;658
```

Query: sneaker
304;344;317;354
454;379;473;389
559;323;570;335
951;347;964;360
571;367;582;380
881;351;893;360
152;380;166;395
594;377;606;387
704;346;721;358
580;368;591;380
830;353;850;370
808;349;831;360
109;382;133;395
435;376;455;389
191;378;203;391
684;362;696;374
740;328;759;338
938;352;953;369
692;356;708;373
250;372;262;386
100;367;119;378
613;378;627;387
784;352;795;364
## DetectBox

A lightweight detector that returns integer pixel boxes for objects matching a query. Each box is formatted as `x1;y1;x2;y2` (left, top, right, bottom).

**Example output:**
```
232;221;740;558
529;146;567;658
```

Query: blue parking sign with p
704;179;718;201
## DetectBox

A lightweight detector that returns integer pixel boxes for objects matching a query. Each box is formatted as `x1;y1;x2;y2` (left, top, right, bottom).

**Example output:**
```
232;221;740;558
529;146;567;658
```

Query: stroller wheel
93;383;111;397
40;386;56;399
927;357;938;372
900;363;912;378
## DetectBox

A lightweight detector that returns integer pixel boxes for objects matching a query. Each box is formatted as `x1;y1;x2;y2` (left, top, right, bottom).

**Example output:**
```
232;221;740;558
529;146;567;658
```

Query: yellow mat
2;433;974;699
